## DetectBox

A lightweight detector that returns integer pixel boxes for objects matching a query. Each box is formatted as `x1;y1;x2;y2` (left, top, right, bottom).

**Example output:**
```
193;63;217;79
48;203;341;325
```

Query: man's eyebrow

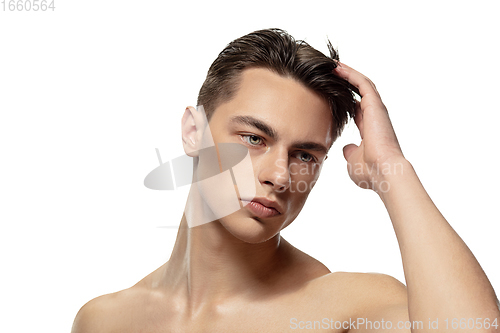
230;115;278;141
230;115;329;154
291;142;328;155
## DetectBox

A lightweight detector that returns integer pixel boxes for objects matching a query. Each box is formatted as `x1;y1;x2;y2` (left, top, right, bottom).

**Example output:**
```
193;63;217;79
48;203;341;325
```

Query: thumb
342;143;358;162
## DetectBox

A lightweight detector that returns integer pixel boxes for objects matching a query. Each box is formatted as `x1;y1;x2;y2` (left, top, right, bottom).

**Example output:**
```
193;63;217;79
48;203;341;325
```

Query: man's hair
197;28;357;140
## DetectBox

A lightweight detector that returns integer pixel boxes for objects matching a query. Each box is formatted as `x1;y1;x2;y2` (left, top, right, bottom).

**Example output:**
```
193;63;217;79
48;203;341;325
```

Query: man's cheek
194;169;242;228
288;163;322;193
195;143;256;225
230;149;257;201
288;179;317;194
144;143;256;228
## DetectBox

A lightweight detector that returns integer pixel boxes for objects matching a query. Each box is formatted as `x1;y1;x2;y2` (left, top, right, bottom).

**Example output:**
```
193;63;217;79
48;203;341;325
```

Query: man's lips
241;197;282;218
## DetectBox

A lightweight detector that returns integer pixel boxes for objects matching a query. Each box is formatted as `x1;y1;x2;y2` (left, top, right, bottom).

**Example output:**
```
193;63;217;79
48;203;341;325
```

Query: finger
353;101;363;139
342;143;358;162
334;62;380;99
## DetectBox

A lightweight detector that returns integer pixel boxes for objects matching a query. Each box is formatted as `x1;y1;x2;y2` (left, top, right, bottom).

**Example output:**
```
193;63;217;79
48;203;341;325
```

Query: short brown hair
197;28;357;140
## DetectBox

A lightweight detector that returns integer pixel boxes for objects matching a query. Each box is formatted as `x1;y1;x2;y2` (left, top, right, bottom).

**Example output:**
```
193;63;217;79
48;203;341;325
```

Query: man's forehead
211;67;334;147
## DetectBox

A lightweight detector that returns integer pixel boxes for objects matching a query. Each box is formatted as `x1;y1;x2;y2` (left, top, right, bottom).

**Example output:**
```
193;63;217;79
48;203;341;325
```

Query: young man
72;29;500;332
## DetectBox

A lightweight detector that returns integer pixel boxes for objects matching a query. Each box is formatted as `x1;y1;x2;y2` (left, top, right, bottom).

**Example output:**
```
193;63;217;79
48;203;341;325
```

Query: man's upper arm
350;273;411;333
359;303;411;333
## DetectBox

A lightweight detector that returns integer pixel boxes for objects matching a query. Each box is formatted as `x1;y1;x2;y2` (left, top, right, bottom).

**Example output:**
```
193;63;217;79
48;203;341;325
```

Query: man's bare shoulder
71;267;166;333
321;271;406;297
307;271;408;313
323;271;406;292
71;290;125;333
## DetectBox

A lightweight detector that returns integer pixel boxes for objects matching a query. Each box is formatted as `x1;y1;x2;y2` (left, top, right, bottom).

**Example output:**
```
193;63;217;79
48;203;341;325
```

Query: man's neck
156;187;292;314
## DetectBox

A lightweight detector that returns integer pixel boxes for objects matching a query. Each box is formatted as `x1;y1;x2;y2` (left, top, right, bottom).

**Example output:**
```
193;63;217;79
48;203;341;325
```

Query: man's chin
219;212;284;244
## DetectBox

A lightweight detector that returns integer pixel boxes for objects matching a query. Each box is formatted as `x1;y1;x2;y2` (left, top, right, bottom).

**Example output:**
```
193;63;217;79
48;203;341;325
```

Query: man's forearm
378;157;499;332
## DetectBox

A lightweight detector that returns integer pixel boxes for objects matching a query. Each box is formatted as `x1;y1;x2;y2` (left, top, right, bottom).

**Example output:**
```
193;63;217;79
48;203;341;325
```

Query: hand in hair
334;62;405;193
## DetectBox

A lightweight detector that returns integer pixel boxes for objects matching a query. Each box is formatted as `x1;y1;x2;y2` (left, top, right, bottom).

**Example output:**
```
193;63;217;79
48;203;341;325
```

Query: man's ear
181;106;206;157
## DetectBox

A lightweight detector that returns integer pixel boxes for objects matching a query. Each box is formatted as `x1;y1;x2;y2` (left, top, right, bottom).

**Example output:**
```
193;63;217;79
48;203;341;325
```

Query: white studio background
1;1;499;332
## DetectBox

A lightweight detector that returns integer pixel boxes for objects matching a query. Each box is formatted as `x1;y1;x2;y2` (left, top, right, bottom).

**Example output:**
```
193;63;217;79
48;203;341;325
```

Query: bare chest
118;294;350;333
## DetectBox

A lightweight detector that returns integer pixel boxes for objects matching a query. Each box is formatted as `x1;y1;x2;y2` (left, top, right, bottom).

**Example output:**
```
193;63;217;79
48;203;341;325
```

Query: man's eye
298;152;314;163
242;135;263;146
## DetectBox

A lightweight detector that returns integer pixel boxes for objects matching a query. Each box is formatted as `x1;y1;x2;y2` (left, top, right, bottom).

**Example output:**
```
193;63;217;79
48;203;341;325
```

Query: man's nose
257;148;290;192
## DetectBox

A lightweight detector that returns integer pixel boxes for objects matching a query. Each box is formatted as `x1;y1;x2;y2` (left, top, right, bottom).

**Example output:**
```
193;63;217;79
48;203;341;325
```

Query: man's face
198;67;333;243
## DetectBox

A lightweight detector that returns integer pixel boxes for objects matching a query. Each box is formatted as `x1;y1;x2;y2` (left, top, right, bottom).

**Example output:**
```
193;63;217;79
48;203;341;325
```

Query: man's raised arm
334;62;500;333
